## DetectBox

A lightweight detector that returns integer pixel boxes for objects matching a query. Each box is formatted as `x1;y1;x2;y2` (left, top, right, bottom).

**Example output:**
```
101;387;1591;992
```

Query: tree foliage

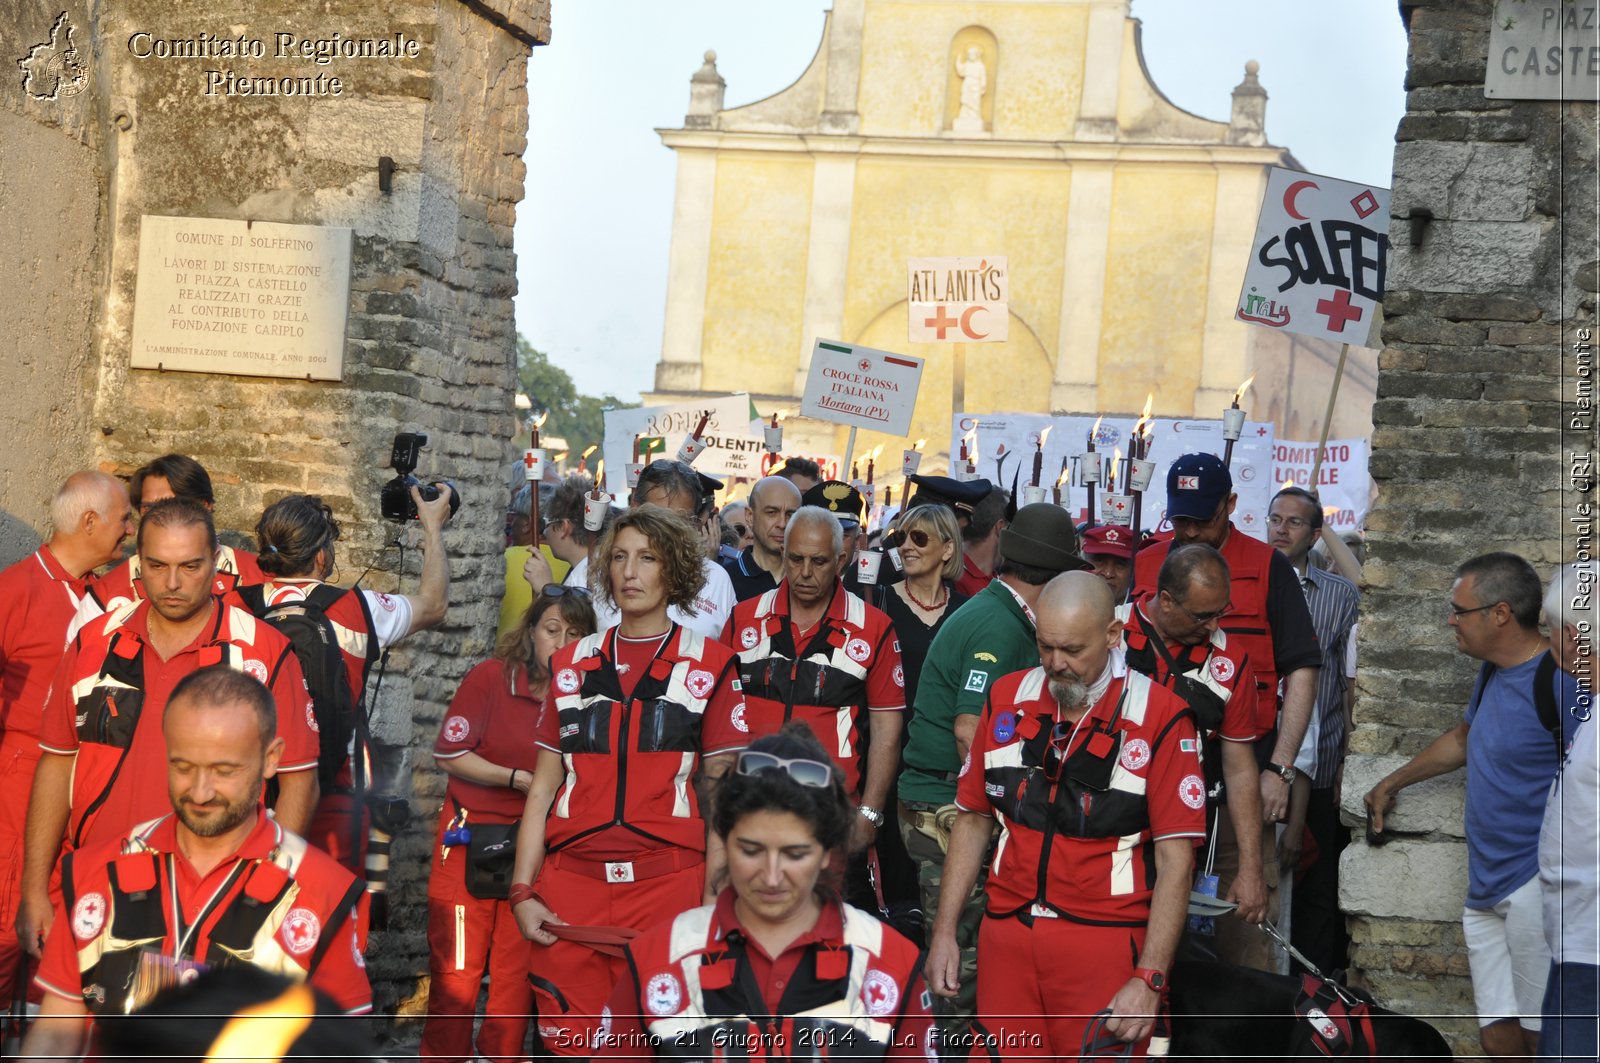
516;336;637;458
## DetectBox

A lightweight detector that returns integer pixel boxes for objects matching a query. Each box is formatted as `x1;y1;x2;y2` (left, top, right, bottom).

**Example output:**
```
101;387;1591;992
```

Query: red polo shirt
953;553;991;599
0;547;91;745
39;600;318;851
434;657;543;823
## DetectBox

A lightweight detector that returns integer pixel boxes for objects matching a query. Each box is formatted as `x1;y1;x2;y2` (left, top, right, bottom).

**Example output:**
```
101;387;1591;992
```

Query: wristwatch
857;806;885;827
1134;967;1167;993
1266;761;1296;785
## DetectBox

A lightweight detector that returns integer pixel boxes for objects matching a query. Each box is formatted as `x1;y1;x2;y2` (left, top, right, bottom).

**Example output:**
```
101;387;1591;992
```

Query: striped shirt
1293;564;1360;788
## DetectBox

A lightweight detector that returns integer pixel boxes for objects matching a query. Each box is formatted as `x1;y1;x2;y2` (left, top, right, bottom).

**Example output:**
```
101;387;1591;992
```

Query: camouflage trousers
898;801;989;1043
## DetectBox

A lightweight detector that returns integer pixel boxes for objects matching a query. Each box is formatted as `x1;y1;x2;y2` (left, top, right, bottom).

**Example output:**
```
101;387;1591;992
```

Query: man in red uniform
722;506;905;851
1083;524;1135;603
22;666;369;1059
1117;544;1269;933
16;499;319;962
929;572;1205;1061
0;472;133;1005
1130;454;1321;972
76;455;265;625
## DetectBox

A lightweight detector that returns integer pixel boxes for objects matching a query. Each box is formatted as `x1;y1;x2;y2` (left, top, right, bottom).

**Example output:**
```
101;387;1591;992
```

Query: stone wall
1;0;549;1037
1345;0;1596;1054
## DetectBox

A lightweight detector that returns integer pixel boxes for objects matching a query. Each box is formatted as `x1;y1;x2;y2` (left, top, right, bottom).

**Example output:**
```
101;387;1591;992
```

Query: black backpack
1469;651;1566;760
238;583;380;793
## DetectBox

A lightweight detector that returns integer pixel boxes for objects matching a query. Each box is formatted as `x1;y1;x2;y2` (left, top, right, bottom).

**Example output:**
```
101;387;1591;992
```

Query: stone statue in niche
953;46;987;131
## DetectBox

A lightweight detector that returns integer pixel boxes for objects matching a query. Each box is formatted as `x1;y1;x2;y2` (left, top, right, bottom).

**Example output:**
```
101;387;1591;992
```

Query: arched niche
945;26;998;134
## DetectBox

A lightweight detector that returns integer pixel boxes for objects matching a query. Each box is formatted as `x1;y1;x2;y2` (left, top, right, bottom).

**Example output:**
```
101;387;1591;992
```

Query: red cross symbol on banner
1256;427;1269;437
1113;500;1127;513
923;305;958;339
1315;289;1364;333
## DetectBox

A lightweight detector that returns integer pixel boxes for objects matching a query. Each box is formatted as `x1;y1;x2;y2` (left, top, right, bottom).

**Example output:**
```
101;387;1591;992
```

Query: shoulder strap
306;877;367;973
1532;652;1563;757
236;583;267;616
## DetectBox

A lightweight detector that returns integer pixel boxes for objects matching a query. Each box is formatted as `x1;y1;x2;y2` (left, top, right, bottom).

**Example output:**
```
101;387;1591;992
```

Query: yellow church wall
1096;165;1218;415
700;153;815;396
834;155;1069;463
857;2;1087;139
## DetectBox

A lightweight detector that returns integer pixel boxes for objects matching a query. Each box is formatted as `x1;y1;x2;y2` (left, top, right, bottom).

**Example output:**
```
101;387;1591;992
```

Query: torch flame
1281;478;1296;490
914;438;926;451
1233;374;1257;405
531;410;549;430
1140;393;1154;421
580;444;598;460
593;459;605;489
1038;425;1053;448
1056;465;1070;487
868;444;883;461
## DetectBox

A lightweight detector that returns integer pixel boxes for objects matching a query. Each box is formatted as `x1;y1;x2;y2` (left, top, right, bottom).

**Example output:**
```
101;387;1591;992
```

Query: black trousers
1290;785;1350;974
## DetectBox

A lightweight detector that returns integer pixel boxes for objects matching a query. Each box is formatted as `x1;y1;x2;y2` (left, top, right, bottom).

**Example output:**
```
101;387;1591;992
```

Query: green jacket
901;580;1038;805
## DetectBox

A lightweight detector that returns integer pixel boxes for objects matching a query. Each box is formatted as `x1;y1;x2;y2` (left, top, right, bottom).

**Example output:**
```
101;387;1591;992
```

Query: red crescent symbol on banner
1283;180;1319;221
960;306;990;340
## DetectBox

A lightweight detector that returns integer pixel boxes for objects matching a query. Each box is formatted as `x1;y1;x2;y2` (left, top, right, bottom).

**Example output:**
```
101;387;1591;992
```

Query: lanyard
166;854;252;961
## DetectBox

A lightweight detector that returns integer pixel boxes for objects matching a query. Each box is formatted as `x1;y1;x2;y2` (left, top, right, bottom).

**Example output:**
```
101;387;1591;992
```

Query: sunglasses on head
735;750;834;789
540;583;590;599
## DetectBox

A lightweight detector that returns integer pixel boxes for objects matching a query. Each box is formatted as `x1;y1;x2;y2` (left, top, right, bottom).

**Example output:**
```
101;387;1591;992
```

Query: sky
514;1;1410;404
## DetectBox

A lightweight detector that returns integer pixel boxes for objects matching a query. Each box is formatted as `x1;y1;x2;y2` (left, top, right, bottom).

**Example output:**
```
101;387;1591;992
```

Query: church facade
648;0;1377;471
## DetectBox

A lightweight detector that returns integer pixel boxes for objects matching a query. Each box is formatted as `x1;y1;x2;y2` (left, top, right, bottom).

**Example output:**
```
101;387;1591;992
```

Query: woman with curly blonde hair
510;505;749;1056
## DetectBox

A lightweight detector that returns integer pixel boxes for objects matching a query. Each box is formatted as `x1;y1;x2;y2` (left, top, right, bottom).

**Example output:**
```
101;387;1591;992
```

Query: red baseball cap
1081;524;1134;560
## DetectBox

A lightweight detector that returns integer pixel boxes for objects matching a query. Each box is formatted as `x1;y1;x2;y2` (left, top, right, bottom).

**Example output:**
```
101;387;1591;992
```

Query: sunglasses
732;523;749;538
735;750;834;789
541;583;590;599
1043;721;1072;782
903;528;947;549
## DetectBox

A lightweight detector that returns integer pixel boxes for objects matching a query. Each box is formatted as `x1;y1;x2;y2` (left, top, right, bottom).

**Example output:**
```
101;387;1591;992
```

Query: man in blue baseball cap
1130;452;1322;973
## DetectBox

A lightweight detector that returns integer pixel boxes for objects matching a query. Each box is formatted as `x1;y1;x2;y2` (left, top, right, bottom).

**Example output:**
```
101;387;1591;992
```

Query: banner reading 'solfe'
1236;167;1390;348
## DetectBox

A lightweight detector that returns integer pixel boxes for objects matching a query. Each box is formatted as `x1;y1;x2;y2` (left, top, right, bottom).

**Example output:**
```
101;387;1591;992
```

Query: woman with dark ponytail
596;724;935;1060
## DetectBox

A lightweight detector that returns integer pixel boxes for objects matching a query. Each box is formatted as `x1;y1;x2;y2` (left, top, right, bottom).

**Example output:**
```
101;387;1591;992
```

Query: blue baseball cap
1165;453;1233;520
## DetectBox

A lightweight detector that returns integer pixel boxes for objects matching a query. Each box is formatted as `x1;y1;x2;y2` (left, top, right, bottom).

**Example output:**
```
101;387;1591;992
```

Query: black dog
1167;959;1453;1060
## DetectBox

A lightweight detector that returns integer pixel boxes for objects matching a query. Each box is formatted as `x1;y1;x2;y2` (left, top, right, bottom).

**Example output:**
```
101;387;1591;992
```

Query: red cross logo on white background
523;451;536;471
610;866;627;880
1315;288;1364;333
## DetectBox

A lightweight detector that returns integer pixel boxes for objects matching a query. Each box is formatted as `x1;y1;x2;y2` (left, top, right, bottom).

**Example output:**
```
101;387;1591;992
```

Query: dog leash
1258;918;1326;980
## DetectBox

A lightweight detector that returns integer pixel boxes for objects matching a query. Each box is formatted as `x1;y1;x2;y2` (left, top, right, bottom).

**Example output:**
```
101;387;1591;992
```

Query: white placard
1269;438;1372;533
907;256;1008;343
131;215;351;381
800;339;924;437
603;394;762;494
1485;1;1600;100
1236;167;1390;348
952;413;1279;535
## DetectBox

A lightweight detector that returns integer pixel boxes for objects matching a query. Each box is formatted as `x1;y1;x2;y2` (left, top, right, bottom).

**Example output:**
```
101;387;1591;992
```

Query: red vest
1133;526;1278;721
622;899;924;1059
545;626;736;854
57;814;365;1016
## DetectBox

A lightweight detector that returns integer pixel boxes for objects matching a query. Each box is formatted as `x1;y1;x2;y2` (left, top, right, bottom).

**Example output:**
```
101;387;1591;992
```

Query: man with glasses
720;475;801;602
1117;544;1269;946
1266;486;1360;976
1365;552;1580;1063
1131;454;1320;971
929;572;1204;1059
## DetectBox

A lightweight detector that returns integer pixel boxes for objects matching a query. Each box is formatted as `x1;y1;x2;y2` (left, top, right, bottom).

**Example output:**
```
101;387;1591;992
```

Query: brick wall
1343;0;1596;1053
0;0;548;1039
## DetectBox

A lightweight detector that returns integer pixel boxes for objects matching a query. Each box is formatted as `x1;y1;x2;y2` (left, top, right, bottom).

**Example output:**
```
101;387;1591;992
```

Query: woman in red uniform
597;724;934;1060
420;586;596;1063
511;505;746;1057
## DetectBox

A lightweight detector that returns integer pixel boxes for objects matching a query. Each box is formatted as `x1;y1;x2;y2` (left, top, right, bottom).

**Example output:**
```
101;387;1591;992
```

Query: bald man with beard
929;573;1205;1061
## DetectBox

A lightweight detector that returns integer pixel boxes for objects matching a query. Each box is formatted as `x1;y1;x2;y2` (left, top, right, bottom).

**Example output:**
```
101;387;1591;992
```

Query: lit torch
1222;374;1255;468
525;411;549;547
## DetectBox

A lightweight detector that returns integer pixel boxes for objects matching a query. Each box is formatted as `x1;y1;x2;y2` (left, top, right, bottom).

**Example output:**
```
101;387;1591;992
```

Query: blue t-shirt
1463;653;1581;908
